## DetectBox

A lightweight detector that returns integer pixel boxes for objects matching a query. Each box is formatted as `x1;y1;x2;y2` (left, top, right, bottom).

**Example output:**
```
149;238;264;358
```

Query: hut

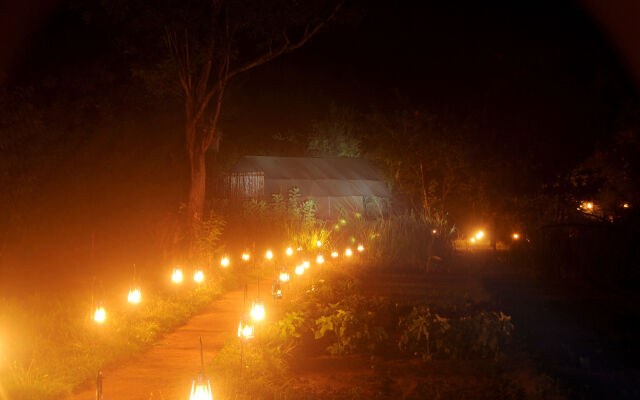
222;156;391;219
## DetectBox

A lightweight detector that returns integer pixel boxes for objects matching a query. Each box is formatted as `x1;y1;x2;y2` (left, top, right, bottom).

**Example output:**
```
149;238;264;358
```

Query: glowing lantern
512;233;520;240
623;203;630;208
302;260;310;269
475;231;484;240
316;240;322;247
295;265;304;275
242;252;250;261
172;268;183;283
250;300;265;321
237;317;254;341
93;303;106;324
127;288;141;304
285;247;293;256
331;250;339;258
272;280;283;299
279;271;290;282
190;337;213;400
266;250;273;260
432;229;437;234
316;254;325;264
296;247;303;252
345;248;353;257
194;270;204;283
357;244;364;252
220;256;230;268
470;237;476;243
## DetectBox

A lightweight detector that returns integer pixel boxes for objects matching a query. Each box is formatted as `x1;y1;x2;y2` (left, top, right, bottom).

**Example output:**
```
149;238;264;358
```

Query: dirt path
70;279;272;400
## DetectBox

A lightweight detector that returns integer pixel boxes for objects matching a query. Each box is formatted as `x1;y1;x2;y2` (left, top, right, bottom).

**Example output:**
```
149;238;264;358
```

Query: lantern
237;317;254;341
475;231;484;240
316;254;324;264
296;247;303;252
127;288;141;304
345;248;353;257
272;280;283;299
265;250;273;260
172;268;183;283
470;237;476;243
220;256;230;268
279;271;290;282
194;270;204;283
242;252;250;261
250;300;265;321
331;250;339;258
357;244;364;252
316;240;322;247
93;303;106;324
190;337;213;400
623;202;630;209
512;233;520;240
285;247;293;256
432;229;437;234
302;260;310;269
295;265;304;275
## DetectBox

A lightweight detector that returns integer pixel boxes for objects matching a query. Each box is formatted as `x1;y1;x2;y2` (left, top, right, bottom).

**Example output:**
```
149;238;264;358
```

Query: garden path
69;278;274;400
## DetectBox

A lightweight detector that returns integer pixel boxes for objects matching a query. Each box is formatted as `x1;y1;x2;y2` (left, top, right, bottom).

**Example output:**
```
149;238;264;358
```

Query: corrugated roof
230;156;391;198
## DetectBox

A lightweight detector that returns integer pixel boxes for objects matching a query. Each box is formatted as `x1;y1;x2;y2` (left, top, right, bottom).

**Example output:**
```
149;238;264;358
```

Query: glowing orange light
238;320;254;340
357;244;364;252
242;253;250;261
303;260;310;269
172;268;183;283
127;288;141;304
345;248;353;257
331;251;339;258
93;305;106;324
475;231;484;240
295;265;304;275
220;257;230;268
316;240;322;247
279;271;290;282
470;237;476;243
250;300;265;321
285;247;293;256
266;250;273;260
190;377;213;400
316;254;325;264
623;203;630;209
194;270;204;283
512;233;520;240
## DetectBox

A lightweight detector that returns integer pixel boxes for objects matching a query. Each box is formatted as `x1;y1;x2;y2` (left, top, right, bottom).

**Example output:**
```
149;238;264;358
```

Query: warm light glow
295;265;304;275
279;271;290;282
512;233;520;240
357;244;364;252
172;268;183;283
238;320;254;340
296;247;303;252
432;229;437;234
220;256;230;268
285;247;293;256
345;248;353;257
303;260;310;269
250;301;265;321
190;377;213;400
623;202;630;209
194;270;204;283
316;254;325;264
242;253;250;261
470;237;476;243
93;306;106;324
316;240;322;247
127;288;141;304
475;231;484;240
331;251;339;258
266;250;273;260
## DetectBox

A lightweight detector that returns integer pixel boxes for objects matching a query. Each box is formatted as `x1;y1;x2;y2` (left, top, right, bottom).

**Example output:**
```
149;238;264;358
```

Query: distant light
340;219;347;225
316;240;322;247
623;202;630;209
345;248;353;257
357;244;364;252
194;270;204;283
285;247;293;256
475;231;484;240
579;201;595;212
295;265;304;275
190;376;213;400
331;251;339;258
220;257;230;268
237;319;254;341
241;253;250;261
303;260;310;269
279;271;290;282
128;288;141;304
93;304;106;324
512;233;520;240
432;229;437;234
250;300;265;321
470;237;476;243
266;250;273;260
172;268;183;283
316;254;325;264
296;247;303;252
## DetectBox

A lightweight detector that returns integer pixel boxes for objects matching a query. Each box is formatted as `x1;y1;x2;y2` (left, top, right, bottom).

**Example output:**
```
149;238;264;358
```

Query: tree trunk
186;139;207;224
419;160;429;218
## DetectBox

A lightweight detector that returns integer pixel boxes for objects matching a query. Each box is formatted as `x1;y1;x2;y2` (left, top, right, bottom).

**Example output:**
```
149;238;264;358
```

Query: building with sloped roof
222;156;391;219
